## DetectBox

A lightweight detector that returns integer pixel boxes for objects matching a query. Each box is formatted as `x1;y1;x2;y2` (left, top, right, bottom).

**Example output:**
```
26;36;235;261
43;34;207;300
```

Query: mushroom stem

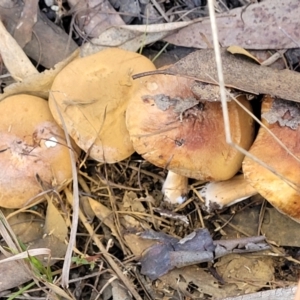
199;174;258;212
162;171;188;204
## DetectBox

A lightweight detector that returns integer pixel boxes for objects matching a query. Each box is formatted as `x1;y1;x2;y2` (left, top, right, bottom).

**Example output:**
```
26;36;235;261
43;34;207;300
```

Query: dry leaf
81;21;196;56
160;265;227;299
43;282;74;300
0;234;67;292
88;197;119;238
68;0;125;38
0;204;67;292
111;280;132;300
0;20;37;81
6;211;44;243
261;207;300;247
0;256;32;291
13;0;38;48
144;49;300;103
122;191;145;213
44;200;68;243
0;3;78;68
227;45;261;64
0;49;79;101
80;196;96;221
215;254;274;294
223;287;298;300
165;0;300;50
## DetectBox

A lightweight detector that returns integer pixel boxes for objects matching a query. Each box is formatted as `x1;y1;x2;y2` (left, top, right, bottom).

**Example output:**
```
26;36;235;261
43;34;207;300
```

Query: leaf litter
164;0;300;50
134;48;300;103
0;0;300;299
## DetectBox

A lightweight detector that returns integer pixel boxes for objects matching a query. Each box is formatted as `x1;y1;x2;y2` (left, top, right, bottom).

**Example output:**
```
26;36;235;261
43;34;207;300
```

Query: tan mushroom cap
49;48;156;163
0;94;76;208
243;95;300;221
126;74;255;180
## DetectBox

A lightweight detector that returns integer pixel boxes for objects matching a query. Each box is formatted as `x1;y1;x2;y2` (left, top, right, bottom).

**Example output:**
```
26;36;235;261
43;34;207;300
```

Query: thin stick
207;0;230;144
50;92;79;288
64;188;142;300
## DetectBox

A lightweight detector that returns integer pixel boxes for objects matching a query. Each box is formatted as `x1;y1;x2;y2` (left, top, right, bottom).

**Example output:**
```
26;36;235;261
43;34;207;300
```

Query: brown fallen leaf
160;264;227;299
227;45;261;64
261;207;300;247
0;2;78;68
220;202;300;247
68;0;125;38
215;254;274;294
81;21;195;56
44;200;68;243
0;48;79;101
13;0;38;48
223;286;298;300
0;20;38;81
5;210;44;244
165;0;300;50
0;236;64;292
134;49;300;103
0;204;67;292
111;280;132;300
88;197;119;240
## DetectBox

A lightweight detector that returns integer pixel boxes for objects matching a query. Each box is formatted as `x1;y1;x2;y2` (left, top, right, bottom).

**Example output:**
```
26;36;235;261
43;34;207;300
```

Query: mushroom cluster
47;49;257;205
3;47;298;224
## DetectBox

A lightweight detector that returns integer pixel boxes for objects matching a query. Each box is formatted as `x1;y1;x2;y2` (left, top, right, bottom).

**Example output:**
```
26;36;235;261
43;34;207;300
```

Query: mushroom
243;95;300;221
126;74;255;203
0;94;76;208
48;48;156;163
162;170;189;204
200;174;258;211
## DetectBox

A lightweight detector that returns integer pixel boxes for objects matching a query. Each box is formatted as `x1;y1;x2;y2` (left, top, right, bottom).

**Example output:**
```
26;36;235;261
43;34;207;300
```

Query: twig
279;26;300;47
240;0;257;24
64;188;142;300
150;0;169;22
50;93;79;288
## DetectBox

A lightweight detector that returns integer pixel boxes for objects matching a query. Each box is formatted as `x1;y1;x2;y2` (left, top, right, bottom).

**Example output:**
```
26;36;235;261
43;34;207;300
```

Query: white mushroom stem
199;174;258;211
162;171;188;204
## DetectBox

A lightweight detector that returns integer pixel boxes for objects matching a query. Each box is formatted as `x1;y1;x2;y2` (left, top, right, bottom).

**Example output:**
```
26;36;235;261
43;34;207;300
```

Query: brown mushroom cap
243;95;300;221
48;48;156;163
126;74;255;181
0;94;75;208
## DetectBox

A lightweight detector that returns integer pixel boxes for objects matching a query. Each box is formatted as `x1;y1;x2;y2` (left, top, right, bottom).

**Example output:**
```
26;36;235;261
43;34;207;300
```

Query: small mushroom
49;48;156;163
243;95;300;221
126;74;255;203
162;170;189;204
0;94;76;208
200;174;258;211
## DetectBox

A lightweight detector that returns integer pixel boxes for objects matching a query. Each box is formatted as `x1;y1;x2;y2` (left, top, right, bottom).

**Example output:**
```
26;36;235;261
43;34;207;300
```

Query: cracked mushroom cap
48;48;156;163
126;74;255;181
243;95;300;221
0;94;76;208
